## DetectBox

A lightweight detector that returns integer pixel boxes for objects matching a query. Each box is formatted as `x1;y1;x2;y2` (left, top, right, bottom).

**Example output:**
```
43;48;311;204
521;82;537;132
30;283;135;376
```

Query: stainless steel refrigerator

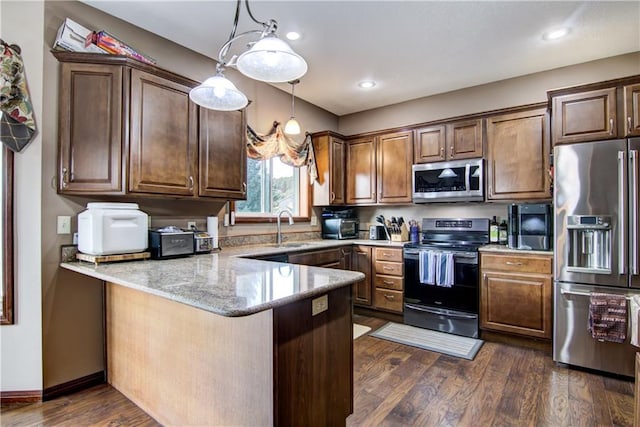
554;138;640;377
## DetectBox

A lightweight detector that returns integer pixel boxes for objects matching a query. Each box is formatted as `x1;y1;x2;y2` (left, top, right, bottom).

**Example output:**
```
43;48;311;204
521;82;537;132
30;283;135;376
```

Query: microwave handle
465;163;471;193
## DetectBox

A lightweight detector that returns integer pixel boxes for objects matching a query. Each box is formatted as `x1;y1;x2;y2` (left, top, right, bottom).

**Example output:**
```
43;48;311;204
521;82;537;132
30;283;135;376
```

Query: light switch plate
57;216;71;235
312;294;328;316
310;215;318;226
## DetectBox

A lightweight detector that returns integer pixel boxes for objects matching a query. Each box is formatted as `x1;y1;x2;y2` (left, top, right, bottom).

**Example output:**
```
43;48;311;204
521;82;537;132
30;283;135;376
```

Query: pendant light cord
290;82;296;117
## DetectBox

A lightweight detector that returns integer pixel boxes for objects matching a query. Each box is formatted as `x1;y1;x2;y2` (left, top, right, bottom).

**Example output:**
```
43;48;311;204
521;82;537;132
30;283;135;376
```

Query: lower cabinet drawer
375;261;403;276
374;288;403;313
373;275;403;291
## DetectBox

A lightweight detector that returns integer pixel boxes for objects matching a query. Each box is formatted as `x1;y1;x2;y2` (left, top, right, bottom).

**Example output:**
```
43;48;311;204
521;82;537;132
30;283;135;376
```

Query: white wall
0;1;44;392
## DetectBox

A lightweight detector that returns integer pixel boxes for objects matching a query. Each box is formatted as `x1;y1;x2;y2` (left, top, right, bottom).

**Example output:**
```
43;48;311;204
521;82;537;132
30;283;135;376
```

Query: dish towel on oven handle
419;250;436;285
588;292;627;343
630;295;640;347
436;253;454;287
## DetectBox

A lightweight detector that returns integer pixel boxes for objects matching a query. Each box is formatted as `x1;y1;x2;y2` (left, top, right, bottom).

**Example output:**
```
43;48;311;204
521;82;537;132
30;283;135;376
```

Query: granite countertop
479;244;553;256
59;238;408;318
62;253;365;317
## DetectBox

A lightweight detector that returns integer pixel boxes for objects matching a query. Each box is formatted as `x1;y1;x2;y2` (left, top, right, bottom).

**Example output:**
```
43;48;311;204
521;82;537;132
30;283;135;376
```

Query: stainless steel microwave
412;158;484;203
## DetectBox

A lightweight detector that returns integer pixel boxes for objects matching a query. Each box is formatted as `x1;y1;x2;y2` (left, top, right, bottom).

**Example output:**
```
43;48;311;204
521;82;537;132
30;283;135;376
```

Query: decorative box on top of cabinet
346;130;413;205
413;119;483;164
54;51;246;200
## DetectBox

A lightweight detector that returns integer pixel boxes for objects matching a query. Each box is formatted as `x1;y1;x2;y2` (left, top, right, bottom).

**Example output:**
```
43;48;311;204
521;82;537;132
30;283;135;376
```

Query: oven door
403;247;480;337
403;248;479;313
412;158;483;203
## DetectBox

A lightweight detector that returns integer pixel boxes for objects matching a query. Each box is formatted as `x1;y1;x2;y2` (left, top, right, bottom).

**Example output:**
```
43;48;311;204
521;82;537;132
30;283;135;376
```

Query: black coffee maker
508;203;552;250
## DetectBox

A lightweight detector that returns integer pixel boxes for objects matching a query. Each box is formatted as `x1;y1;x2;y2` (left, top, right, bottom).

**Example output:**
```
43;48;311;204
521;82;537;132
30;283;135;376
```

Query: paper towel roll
207;216;219;249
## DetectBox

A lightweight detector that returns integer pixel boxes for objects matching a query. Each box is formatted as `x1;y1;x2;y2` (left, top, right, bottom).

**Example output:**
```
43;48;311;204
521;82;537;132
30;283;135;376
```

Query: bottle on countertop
490;216;499;243
499;220;508;245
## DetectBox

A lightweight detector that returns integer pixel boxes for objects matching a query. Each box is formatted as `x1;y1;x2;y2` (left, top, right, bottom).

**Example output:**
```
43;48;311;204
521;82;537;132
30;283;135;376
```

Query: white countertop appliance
78;202;148;255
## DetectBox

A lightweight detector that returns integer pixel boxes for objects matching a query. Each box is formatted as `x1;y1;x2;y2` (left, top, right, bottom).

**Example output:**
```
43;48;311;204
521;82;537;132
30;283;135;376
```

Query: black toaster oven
149;227;195;259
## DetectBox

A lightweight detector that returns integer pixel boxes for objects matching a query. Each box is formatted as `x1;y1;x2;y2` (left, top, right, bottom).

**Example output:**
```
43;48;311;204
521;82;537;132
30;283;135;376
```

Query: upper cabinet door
551;87;617;144
413;125;446;163
198;108;247;199
329;136;346;204
377;130;413;204
128;69;197;196
58;62;124;194
486;108;550;201
346;136;377;204
447;119;483;160
624;83;640;137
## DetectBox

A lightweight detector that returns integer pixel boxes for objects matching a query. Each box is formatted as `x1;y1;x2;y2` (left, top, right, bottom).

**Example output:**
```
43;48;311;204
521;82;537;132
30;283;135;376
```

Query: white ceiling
82;1;640;116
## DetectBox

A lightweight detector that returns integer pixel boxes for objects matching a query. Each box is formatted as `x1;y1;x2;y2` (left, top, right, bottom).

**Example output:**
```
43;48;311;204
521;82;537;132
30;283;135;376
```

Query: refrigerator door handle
619;151;628;275
560;288;633;300
631;150;639;276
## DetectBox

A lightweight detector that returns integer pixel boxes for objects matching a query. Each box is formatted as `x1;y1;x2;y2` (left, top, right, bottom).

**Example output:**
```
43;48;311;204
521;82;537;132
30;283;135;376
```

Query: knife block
390;224;409;242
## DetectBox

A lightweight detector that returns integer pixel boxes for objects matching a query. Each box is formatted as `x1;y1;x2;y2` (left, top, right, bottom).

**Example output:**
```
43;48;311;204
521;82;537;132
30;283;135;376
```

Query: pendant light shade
237;35;308;83
190;0;308;111
189;72;248;111
284;79;301;135
284;117;301;135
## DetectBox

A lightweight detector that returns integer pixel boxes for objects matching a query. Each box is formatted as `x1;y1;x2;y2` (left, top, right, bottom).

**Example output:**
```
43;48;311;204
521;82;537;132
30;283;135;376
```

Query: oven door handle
404;303;477;319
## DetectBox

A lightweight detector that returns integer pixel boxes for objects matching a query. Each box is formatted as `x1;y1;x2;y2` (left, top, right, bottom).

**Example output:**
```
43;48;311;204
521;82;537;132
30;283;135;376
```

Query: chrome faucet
276;209;294;245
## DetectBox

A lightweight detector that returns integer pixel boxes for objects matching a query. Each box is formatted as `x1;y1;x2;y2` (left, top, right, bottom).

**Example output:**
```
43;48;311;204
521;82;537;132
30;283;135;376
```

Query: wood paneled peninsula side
60;254;364;426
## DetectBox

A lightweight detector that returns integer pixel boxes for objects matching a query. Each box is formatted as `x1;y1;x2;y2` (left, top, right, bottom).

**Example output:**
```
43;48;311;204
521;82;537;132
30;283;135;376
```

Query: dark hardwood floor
2;315;634;426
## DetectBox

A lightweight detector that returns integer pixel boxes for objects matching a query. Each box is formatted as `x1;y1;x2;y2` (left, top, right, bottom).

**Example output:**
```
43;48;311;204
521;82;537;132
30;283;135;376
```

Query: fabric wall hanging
247;121;318;182
0;39;37;153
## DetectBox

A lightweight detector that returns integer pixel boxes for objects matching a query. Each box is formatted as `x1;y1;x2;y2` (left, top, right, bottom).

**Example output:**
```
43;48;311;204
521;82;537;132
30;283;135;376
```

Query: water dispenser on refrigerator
566;215;611;274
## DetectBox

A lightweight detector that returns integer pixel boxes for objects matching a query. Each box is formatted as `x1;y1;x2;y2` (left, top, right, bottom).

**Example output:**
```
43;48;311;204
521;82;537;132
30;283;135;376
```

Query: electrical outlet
310;215;318;226
57;216;71;235
312;295;328;316
187;221;196;230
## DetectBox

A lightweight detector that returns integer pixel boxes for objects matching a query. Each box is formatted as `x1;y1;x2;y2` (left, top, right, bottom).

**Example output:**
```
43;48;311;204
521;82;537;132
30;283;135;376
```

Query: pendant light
189;0;308;111
284;79;301;135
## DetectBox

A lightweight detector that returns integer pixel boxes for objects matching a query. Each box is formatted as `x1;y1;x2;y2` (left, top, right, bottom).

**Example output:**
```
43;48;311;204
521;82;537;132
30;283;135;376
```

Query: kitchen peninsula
61;253;365;426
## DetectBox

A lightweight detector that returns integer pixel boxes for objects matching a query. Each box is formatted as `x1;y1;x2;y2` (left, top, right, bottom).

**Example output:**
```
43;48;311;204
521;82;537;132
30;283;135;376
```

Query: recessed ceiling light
543;27;570;41
358;80;376;89
286;32;301;41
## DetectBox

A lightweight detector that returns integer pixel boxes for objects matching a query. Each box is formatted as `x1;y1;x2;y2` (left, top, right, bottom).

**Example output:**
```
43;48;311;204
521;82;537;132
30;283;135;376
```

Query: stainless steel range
403;218;489;338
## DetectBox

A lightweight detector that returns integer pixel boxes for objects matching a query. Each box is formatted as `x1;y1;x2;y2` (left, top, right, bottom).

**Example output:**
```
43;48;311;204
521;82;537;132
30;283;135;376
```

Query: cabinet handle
61;167;68;189
505;261;523;266
242;182;247;194
440;146;445;159
629;117;633;134
450;145;454;158
188;176;194;190
383;266;394;271
382;280;394;285
383;294;395;300
610;118;615;135
330;191;336;202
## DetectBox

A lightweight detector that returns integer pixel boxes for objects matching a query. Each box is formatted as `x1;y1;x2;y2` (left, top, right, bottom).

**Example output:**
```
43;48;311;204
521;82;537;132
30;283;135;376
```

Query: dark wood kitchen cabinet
198;108;247;199
486;107;551;201
413;119;483;163
351;245;373;306
480;252;552;339
312;132;346;206
57;61;125;194
128;69;197;196
376;130;413;204
551;87;617;144
346;130;412;205
624;83;640;137
372;247;404;313
346;136;377;204
54;51;246;200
